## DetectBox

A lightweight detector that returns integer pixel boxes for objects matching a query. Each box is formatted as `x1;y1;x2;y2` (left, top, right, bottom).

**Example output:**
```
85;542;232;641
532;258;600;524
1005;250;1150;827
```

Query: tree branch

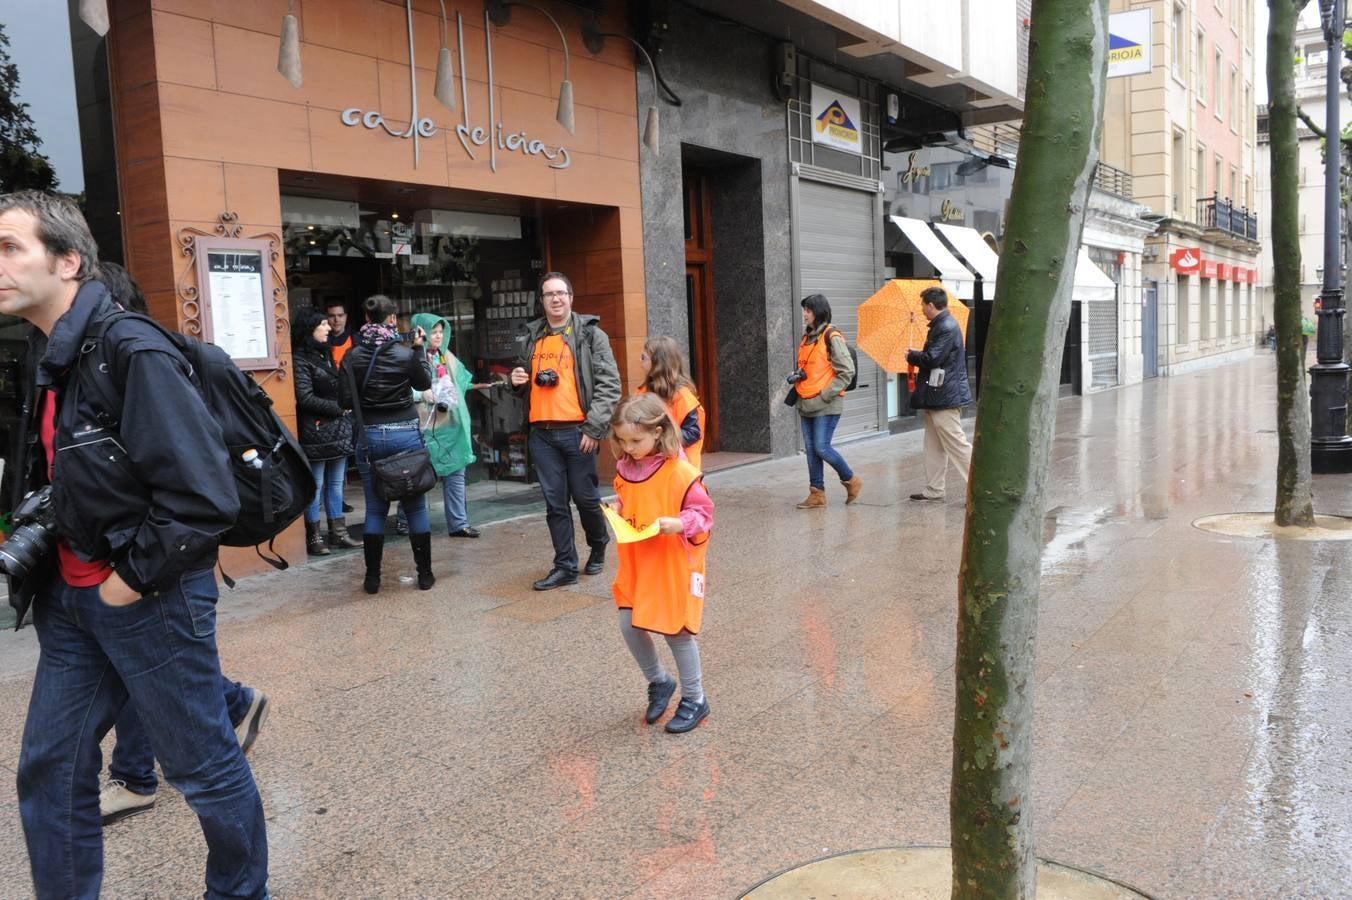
1297;106;1352;145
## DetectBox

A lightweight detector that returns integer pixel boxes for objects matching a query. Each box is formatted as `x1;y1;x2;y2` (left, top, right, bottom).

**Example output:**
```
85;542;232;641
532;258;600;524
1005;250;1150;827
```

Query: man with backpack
906;285;974;503
0;191;268;898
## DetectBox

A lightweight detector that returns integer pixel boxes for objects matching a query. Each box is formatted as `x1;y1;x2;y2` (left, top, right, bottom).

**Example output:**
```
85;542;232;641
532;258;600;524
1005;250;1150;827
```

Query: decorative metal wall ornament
581;28;672;155
486;2;576;135
338;4;572;171
78;0;110;36
435;1;457;112
278;0;303;89
176;213;290;382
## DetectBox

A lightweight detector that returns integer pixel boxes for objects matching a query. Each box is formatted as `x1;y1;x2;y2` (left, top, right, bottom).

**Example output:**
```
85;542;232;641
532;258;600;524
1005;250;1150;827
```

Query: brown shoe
796;487;827;509
842;475;863;504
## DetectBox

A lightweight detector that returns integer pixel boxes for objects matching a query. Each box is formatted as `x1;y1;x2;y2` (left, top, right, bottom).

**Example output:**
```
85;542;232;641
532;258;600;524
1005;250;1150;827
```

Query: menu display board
206;250;270;361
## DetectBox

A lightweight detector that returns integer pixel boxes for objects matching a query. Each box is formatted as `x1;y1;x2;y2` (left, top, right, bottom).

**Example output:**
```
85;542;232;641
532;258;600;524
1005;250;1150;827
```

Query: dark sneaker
234;689;270;755
644;677;677;724
584;545;606;576
665;696;710;734
909;492;943;502
532;568;578;591
448;527;481;539
100;780;156;825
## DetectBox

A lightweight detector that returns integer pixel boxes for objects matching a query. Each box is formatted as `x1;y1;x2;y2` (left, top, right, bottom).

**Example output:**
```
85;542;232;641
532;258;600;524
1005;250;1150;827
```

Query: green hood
411;312;452;357
409;310;475;474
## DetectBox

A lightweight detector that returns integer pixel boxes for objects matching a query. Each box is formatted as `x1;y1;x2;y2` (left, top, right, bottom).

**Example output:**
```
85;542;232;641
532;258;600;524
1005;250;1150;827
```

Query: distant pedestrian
906;286;973;502
1302;316;1315;355
609;394;713;733
340;294;435;593
636;335;705;469
292;307;359;556
787;293;861;509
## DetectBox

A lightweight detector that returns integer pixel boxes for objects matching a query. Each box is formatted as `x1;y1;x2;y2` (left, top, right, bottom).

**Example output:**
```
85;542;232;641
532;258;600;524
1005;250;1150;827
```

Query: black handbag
346;344;437;502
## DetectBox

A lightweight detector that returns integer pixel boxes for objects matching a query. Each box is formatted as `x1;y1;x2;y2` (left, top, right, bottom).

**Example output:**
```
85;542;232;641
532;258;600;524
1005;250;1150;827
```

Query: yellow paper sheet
603;505;660;543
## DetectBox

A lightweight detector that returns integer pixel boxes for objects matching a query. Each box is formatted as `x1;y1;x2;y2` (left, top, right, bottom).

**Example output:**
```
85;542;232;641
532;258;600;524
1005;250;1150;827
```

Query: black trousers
529;426;608;574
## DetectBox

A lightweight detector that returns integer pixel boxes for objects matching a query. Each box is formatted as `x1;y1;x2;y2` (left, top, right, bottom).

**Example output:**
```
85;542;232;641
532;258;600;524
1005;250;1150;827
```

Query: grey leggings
618;608;703;700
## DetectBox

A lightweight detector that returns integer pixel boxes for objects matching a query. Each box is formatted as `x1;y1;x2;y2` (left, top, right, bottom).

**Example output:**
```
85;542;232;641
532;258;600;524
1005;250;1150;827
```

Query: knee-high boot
362;533;383;595
410;532;435;591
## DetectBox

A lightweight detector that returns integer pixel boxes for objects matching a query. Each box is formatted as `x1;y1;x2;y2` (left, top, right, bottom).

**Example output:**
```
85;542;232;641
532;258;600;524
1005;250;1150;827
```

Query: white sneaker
100;780;155;825
234;690;270;755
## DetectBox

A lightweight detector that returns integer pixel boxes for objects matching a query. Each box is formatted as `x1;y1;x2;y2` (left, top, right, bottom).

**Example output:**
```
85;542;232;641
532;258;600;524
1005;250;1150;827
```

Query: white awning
1073;247;1116;303
934;223;999;284
889;216;975;300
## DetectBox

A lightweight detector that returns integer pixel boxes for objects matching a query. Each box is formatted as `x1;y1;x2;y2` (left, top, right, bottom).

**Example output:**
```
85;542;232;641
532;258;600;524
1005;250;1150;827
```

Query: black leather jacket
7;283;239;628
292;340;352;460
906;310;974;410
339;337;431;425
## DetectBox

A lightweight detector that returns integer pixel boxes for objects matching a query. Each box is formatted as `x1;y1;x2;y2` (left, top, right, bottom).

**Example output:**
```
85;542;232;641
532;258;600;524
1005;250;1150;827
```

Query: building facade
1102;0;1262;378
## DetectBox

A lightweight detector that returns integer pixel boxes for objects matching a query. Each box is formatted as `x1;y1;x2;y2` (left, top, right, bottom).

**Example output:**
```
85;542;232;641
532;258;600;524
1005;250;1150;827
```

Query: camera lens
534;369;559;388
0;524;50;580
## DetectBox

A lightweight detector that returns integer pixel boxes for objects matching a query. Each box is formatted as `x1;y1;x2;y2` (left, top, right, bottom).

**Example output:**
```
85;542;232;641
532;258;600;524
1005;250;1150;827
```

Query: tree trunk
949;2;1108;897
1268;0;1315;527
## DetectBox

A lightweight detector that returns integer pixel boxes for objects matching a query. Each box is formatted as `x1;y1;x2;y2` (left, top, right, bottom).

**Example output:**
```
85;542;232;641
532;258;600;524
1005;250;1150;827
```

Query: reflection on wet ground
1;355;1350;897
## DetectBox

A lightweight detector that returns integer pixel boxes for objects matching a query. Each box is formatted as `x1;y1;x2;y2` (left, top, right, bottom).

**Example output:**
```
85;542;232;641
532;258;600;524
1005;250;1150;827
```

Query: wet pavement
2;354;1352;898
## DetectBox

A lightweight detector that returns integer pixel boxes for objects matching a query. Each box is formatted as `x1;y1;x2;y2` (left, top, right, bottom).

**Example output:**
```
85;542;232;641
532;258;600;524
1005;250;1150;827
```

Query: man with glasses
510;272;621;590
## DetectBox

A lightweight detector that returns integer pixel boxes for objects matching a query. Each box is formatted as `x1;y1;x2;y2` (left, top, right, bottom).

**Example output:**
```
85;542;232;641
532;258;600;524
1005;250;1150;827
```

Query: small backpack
77;310;316;582
827;327;860;391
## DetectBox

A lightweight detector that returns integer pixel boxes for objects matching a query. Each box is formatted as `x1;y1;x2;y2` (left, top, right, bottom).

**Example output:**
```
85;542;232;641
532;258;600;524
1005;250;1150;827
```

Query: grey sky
0;1;83;192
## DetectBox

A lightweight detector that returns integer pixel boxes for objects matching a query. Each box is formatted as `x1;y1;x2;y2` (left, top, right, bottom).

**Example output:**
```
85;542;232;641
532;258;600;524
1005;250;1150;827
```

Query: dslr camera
534;368;560;388
0;486;57;580
785;367;808;386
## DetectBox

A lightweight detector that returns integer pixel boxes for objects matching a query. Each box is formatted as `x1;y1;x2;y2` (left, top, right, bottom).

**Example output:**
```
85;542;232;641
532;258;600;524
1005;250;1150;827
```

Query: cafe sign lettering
898;152;931;187
340;6;570;171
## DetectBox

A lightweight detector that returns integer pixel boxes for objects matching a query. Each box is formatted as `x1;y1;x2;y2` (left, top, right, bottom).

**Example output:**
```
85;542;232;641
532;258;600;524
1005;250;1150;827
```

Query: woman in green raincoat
407;311;482;538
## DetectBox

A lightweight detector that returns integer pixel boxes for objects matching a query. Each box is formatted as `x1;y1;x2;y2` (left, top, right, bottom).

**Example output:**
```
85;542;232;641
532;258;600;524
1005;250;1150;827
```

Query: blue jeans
109;676;252;795
356;421;429;535
18;569;268;899
528;426;608;574
800;413;854;489
395;468;468;533
306;457;348;523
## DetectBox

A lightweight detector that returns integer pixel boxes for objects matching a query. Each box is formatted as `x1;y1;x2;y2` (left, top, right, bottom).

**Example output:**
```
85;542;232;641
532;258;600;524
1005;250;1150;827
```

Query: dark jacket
513;313;621;441
906;309;973;410
340;334;432;426
7;282;240;627
292;339;352;460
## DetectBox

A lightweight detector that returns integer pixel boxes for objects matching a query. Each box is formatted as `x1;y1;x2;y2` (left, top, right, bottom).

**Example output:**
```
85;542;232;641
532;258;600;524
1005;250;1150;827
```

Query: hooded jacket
7;282;239;627
409;312;476;476
512;312;621;441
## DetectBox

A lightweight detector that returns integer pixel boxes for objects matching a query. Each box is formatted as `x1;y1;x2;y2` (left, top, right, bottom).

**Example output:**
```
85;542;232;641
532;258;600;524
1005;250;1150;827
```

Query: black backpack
77;310;315;581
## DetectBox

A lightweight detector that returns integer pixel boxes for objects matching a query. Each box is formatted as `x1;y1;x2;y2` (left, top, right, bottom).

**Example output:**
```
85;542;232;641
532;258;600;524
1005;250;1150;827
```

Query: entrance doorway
683;171;720;452
1142;280;1160;379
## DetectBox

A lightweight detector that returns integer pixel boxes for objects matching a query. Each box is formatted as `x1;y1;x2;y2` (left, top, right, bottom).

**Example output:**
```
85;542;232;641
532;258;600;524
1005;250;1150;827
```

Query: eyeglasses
542;290;571;299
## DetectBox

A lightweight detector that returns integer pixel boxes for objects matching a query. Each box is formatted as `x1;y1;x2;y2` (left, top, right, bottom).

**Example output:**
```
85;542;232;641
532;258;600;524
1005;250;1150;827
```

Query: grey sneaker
234;690;270;755
100;780;155;825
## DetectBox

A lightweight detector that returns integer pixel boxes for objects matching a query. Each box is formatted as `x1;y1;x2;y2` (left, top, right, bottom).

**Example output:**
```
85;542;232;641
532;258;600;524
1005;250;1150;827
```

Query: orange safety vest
795;328;841;399
612;457;709;635
529;332;585;423
636;384;705;471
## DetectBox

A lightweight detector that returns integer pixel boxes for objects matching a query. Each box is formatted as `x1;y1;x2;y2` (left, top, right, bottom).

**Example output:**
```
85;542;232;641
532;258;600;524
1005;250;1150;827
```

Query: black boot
362;534;383;594
326;517;361;549
305;520;330;557
410;532;435;590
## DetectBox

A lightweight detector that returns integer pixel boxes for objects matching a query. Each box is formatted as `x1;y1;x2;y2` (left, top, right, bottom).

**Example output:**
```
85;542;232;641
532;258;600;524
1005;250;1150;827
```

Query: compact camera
785;367;808;386
534;369;560;388
0;486;57;581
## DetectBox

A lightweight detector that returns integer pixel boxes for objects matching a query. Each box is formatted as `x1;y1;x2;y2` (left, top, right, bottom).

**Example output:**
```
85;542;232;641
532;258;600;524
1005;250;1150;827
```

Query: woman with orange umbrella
787;293;861;509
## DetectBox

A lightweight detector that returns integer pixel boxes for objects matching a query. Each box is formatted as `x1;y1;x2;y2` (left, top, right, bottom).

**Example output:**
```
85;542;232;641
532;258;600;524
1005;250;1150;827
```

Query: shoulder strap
360;340;387;392
345;362;367;449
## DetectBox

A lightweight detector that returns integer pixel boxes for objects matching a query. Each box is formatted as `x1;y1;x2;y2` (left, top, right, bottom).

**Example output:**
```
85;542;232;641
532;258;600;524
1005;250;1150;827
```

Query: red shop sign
1200;259;1220;279
1170;247;1202;274
1216;263;1231;281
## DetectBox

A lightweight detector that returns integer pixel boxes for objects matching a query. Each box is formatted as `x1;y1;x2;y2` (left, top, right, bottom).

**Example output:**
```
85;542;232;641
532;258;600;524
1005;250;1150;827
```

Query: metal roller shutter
797;179;880;438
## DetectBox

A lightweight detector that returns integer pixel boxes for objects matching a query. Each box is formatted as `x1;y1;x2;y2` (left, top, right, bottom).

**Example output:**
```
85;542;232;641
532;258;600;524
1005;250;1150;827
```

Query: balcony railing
1092;161;1133;199
1196;195;1258;241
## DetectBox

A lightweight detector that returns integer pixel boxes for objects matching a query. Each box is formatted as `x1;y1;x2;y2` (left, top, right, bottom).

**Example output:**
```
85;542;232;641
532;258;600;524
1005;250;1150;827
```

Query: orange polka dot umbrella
857;280;968;390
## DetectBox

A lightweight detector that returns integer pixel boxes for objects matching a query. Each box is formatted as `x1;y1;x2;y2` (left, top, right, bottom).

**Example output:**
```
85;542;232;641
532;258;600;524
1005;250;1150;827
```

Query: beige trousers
921;407;972;498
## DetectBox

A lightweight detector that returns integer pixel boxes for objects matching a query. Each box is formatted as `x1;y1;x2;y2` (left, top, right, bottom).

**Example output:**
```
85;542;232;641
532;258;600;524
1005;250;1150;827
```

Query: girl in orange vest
609;393;714;733
636;336;706;470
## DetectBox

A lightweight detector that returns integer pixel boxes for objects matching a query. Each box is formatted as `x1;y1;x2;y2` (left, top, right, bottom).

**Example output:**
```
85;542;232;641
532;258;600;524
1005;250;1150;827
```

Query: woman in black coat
292;307;359;555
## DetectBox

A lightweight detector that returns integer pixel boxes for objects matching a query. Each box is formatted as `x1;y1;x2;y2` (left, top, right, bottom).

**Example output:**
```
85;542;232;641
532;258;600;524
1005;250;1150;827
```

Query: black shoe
448;527;481;539
909;492;943;502
342;501;354;513
645;677;677;725
394;518;410;536
362;534;384;595
532;568;578;591
584;545;606;576
665;696;710;734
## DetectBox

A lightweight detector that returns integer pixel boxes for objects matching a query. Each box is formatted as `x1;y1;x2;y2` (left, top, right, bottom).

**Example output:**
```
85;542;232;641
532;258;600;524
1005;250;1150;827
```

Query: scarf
359;322;399;345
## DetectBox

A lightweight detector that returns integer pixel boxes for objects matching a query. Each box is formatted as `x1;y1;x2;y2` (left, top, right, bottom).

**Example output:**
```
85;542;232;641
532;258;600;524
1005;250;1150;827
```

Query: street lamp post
1311;0;1352;472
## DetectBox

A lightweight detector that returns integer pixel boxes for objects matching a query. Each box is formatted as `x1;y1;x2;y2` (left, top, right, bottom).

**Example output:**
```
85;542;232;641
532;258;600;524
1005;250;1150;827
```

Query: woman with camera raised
786;293;862;509
292;307;360;556
340;294;434;593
